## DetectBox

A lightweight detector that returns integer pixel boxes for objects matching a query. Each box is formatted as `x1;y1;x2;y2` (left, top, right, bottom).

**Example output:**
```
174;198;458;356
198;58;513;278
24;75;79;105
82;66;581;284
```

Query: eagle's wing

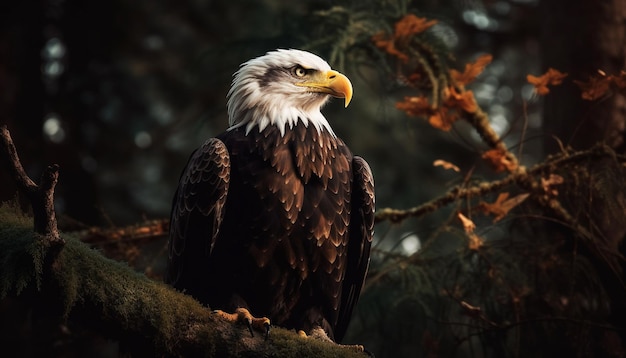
334;155;375;342
165;138;230;296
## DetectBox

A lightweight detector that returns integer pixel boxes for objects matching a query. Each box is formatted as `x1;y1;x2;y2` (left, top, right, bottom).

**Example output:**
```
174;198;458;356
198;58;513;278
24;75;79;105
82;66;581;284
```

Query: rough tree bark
540;0;626;153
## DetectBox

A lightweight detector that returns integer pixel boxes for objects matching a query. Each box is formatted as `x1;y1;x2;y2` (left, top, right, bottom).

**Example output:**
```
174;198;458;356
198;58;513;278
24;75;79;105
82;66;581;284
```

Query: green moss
0;203;46;298
1;203;367;357
0;202;191;348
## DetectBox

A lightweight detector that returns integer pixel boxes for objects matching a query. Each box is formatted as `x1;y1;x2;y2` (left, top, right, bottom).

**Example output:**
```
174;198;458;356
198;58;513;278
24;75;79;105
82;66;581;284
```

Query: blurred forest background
1;0;625;357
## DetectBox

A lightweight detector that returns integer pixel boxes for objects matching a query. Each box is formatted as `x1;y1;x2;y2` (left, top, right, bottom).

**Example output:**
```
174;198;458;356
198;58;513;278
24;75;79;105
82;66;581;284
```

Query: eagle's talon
214;308;271;339
264;322;271;341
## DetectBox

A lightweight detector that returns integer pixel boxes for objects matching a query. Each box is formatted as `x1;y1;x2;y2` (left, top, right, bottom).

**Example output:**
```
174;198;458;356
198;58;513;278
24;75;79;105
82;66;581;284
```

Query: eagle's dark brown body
166;122;374;342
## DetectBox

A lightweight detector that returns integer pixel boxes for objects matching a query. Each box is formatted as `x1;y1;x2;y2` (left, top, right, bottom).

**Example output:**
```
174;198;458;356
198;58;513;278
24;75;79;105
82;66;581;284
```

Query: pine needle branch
375;143;626;224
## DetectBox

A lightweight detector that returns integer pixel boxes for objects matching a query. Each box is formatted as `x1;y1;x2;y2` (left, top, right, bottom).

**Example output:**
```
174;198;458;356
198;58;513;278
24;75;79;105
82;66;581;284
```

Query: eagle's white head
227;49;353;136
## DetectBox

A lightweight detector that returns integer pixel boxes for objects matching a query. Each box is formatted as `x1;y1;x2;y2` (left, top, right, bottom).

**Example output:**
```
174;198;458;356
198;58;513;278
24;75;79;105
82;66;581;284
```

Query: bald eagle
165;49;375;343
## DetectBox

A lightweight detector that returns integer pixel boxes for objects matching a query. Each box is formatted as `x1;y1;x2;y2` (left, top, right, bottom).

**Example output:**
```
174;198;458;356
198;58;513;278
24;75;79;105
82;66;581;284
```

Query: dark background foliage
1;0;625;357
0;0;546;227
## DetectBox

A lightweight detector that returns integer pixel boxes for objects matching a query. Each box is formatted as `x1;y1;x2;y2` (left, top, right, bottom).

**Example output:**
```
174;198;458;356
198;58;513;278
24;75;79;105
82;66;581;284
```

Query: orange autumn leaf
434;159;460;172
575;75;612;100
575;70;626;101
468;233;484;251
395;86;478;132
479;192;530;222
395;89;474;131
451;54;493;86
395;95;460;131
527;68;568;95
424;86;476;131
395;95;432;117
445;87;478;113
394;14;438;38
372;33;409;62
373;14;438;63
429;110;458;131
458;212;476;233
482;148;518;172
458;212;484;251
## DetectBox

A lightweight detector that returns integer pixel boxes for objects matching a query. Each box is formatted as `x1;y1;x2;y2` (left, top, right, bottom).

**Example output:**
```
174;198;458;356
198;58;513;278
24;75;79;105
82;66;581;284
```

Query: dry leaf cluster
526;68;568;95
372;14;438;63
575;70;626;100
395;54;492;131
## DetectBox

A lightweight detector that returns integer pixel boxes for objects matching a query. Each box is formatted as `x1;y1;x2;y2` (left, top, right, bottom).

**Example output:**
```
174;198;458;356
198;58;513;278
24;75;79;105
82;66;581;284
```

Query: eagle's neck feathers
229;102;334;138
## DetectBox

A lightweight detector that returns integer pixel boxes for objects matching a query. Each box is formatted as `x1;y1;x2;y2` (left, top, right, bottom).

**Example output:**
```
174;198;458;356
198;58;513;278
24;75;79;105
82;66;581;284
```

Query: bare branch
0;125;63;248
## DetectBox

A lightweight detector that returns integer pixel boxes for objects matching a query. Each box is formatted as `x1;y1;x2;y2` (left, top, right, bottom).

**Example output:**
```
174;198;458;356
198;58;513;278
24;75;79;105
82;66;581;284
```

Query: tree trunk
540;0;626;153
540;0;626;349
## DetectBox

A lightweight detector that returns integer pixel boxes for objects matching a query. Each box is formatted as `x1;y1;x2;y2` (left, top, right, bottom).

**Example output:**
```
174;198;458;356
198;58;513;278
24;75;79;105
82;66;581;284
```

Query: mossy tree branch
0;126;367;358
0;216;368;357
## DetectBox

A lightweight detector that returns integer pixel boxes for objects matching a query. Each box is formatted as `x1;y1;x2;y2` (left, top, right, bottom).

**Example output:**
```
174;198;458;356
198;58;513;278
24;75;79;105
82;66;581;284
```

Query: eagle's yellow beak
297;70;353;107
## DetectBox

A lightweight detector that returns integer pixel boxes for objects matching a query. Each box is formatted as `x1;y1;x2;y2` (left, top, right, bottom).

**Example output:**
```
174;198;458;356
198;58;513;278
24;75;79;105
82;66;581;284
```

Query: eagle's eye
293;65;307;78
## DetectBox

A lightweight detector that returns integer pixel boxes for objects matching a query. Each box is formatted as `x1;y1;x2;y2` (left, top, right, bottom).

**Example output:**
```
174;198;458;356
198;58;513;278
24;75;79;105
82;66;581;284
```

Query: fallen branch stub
0;125;64;249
